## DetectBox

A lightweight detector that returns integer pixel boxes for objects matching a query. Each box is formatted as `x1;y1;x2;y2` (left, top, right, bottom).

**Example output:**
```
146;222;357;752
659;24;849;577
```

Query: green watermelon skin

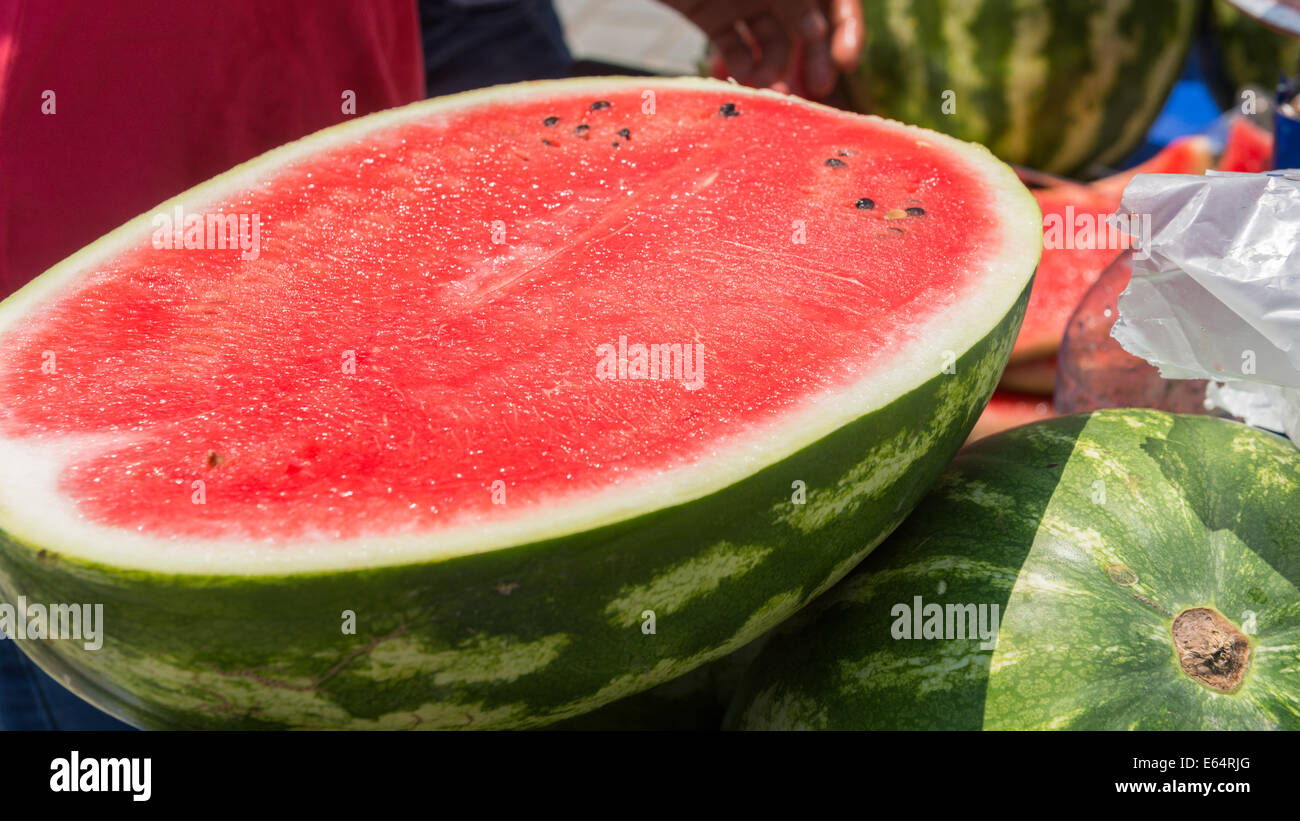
850;0;1197;176
727;410;1300;730
1203;0;1300;109
0;293;1027;730
546;635;766;730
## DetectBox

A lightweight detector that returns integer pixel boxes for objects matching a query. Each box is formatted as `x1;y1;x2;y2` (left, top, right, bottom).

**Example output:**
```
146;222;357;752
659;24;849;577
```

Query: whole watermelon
849;0;1198;175
1201;0;1300;109
727;410;1300;730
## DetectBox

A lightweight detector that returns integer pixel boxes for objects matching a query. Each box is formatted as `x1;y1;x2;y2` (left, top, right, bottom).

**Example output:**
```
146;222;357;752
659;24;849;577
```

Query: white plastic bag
1110;170;1300;443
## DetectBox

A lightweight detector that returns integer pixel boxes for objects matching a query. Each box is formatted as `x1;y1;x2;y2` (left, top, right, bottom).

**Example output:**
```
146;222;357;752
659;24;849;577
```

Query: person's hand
663;0;864;98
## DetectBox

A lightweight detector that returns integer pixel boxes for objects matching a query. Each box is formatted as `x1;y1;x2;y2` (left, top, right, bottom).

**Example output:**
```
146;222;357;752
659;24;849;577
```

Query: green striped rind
1203;0;1300;109
547;632;769;730
0;285;1028;730
727;410;1300;730
851;0;1197;175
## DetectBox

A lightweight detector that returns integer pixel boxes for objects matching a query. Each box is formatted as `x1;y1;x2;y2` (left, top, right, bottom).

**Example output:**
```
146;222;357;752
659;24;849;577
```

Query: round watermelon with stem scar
0;78;1040;729
727;410;1300;730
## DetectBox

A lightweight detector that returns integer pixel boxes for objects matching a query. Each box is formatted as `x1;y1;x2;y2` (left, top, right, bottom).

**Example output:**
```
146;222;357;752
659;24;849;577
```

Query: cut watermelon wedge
1009;137;1212;365
1012;185;1122;362
1217;116;1274;172
1088;135;1212;201
0;78;1039;729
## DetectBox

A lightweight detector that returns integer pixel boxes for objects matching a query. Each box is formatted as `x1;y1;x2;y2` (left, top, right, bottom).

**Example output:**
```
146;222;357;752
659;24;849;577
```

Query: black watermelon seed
718;102;739;117
617;128;631;139
591;100;611;110
575;124;590;138
889;227;905;234
825;158;847;168
838;149;851;157
905;206;926;217
542;139;555;146
543;116;559;127
855;197;875;210
612;142;620;148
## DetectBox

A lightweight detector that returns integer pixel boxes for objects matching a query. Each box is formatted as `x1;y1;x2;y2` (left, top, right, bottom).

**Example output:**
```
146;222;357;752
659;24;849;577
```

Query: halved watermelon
0;78;1040;729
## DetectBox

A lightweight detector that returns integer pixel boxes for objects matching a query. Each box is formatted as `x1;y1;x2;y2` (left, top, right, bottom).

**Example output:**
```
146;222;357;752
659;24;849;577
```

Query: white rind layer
0;77;1041;574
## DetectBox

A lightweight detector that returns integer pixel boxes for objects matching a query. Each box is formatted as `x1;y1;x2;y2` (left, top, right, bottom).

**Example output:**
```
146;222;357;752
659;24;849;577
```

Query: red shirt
0;0;424;297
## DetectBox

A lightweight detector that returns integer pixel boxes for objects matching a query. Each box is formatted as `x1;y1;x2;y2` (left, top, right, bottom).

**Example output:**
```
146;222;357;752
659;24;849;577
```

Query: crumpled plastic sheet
1110;170;1300;445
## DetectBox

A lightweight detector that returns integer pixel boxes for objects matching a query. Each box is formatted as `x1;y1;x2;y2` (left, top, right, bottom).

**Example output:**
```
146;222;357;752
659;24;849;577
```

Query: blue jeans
0;638;133;730
420;0;573;97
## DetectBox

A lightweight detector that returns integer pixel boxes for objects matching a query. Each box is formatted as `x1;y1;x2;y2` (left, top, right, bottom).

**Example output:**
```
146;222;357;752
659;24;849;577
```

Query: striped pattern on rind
0;287;1029;730
727;410;1300;730
851;0;1198;175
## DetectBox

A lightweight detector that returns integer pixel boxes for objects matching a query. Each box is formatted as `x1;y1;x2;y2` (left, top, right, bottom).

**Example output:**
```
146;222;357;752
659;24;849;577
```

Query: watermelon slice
1012;185;1123;362
1010;137;1212;364
1087;135;1212;202
0;78;1038;729
1216;116;1274;172
966;390;1056;443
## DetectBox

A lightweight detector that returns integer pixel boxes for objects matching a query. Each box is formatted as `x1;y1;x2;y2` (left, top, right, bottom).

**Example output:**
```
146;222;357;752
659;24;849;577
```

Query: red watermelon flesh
1010;137;1211;364
1027;126;1269;377
967;390;1055;443
1217;116;1274;173
1087;135;1212;201
1011;185;1123;362
0;80;1027;550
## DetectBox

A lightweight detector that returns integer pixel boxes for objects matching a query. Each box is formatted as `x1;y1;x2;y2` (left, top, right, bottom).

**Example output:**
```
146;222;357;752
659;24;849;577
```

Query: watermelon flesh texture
728;410;1300;730
1216;116;1274;173
0;78;1039;728
1087;135;1212;201
4;85;1002;547
1010;137;1211;364
1012;185;1122;362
